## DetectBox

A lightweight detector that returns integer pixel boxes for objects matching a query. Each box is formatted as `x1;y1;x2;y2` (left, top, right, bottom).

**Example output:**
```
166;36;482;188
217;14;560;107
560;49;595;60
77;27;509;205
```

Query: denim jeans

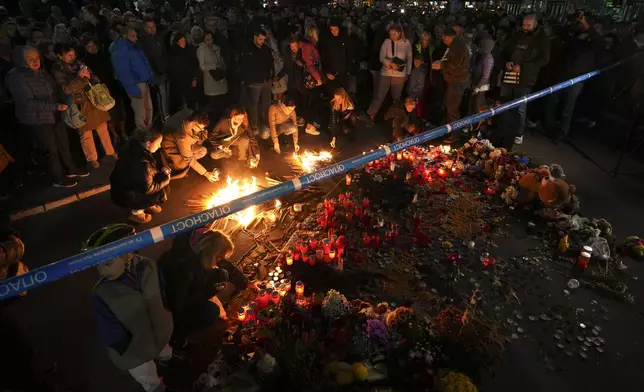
368;75;406;117
245;81;272;130
500;84;531;137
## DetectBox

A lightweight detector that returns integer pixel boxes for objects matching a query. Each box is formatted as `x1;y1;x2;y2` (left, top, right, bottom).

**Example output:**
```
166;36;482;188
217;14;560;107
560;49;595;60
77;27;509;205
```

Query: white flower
257;353;277;374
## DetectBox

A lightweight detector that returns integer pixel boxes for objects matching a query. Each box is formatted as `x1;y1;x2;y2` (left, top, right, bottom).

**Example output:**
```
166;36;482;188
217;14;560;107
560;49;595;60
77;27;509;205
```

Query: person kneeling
209;107;261;168
160;229;247;347
161;109;219;182
90;224;177;392
329;88;357;148
384;97;422;141
263;97;303;154
110;129;170;224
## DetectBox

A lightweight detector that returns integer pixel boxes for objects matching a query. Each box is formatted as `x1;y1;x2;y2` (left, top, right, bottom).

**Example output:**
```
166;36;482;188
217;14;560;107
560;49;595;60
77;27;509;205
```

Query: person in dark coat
282;37;306;125
168;31;200;111
5;46;84;188
432;28;470;128
320;19;351;90
80;33;128;144
160;229;247;346
499;14;550;145
140;18;171;121
110;128;170;224
239;27;274;133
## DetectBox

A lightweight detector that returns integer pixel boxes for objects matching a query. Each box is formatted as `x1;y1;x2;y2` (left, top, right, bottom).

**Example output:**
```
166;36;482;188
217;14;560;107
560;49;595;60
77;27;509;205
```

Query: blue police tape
0;56;636;300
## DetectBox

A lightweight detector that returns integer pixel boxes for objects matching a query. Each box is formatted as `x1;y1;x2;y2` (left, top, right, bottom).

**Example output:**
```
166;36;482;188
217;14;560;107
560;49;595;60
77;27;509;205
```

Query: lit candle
300;243;309;254
390;161;396;171
309;252;316;266
295;281;305;296
270;291;280;305
345;174;352;186
322;238;332;254
257;290;269;309
310;238;318;251
396;152;403;160
238;310;246;322
302;253;309;263
293;251;301;261
278;284;287;297
242;301;250;311
329;248;336;259
293;203;303;213
284;279;291;292
286;253;293;266
363;232;371;247
338;193;345;202
437;168;447;178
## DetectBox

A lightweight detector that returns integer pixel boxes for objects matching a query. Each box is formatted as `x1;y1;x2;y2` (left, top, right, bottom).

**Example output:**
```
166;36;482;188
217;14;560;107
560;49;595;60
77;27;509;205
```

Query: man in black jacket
240;27;274;134
499;14;550;145
140;19;171;121
320;19;351;90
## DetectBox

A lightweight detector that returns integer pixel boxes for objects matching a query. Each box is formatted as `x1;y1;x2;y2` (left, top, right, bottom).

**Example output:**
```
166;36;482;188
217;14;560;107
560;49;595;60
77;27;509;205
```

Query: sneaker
67;170;90;178
53;178;78;188
514;135;524;145
128;212;152;224
88;160;100;169
297;117;305;127
305;124;320;135
146;205;162;214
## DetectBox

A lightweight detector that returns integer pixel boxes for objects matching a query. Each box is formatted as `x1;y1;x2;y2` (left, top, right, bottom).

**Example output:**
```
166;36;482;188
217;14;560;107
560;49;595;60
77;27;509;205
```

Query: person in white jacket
197;31;228;120
367;23;413;120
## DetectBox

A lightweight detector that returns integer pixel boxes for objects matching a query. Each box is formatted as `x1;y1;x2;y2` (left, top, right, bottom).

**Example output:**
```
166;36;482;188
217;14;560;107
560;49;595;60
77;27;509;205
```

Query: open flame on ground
207;176;260;228
291;150;334;173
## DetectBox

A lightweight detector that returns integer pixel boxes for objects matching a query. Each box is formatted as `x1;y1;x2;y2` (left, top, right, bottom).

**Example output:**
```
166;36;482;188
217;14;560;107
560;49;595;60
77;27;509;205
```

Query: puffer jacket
109;38;154;97
110;142;170;210
5;47;59;125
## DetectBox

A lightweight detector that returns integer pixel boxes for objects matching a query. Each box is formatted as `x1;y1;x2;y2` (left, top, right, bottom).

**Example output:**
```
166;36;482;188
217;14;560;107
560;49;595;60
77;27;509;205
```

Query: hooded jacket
109;38;154;97
5;46;58;125
471;37;495;89
110;142;170;210
501;27;550;88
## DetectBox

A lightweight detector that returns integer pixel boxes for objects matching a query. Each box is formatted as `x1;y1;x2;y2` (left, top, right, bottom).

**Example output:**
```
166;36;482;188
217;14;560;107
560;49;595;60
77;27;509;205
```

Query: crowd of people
3;1;644;390
1;1;644;199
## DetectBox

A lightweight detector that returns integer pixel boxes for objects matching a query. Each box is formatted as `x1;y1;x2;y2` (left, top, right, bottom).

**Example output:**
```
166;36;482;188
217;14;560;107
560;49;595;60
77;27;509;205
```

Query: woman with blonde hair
160;228;247;347
329;88;356;148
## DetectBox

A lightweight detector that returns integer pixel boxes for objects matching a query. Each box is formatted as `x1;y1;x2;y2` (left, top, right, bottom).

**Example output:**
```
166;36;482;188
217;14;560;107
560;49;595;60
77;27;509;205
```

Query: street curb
10;184;111;222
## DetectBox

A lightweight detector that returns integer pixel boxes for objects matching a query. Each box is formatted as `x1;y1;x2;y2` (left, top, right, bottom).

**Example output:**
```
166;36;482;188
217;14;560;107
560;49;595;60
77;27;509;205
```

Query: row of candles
237;279;307;322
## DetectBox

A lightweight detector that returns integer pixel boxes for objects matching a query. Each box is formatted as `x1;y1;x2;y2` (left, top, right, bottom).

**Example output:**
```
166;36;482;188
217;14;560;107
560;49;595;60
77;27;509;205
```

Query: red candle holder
301;243;309;254
345;174;352;186
362;232;371;247
310;239;318;251
315;249;324;262
293;251;301;261
355;207;363;217
346;212;353;222
413;212;423;228
371;235;381;248
302;253;309;263
309;252;316;266
362;198;370;209
446;252;462;263
338;193;345;202
321;238;332;254
330;234;338;248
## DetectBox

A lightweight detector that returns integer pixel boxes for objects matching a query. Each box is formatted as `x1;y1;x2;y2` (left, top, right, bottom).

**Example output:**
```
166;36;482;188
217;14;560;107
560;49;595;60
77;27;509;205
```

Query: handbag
62;97;87;129
209;69;226;81
85;81;115;111
390;40;406;72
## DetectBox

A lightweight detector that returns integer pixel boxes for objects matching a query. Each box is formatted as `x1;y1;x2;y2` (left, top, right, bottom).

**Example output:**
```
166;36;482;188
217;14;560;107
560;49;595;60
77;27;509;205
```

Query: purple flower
366;319;391;345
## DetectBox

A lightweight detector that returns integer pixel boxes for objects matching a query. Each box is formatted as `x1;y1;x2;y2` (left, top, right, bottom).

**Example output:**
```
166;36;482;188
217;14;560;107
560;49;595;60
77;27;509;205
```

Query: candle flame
207;176;259;227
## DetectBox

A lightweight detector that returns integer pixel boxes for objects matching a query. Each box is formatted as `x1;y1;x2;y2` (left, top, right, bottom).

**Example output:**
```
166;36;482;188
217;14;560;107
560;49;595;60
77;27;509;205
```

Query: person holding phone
367;23;413;121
